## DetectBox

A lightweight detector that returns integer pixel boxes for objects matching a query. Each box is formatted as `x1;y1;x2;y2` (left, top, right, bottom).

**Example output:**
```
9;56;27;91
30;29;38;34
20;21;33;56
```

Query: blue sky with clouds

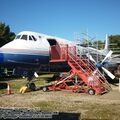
0;0;120;41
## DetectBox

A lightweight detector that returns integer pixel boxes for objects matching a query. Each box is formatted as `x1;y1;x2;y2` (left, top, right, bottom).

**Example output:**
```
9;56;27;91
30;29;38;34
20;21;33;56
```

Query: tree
0;22;15;47
93;40;104;50
109;35;120;54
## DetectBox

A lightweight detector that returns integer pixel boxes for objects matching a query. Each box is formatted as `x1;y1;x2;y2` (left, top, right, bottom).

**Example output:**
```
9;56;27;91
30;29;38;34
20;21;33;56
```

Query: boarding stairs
49;44;111;95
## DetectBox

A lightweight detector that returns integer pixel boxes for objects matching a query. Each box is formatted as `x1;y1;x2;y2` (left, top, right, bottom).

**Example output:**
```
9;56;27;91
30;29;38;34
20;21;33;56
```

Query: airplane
0;31;117;91
0;31;75;90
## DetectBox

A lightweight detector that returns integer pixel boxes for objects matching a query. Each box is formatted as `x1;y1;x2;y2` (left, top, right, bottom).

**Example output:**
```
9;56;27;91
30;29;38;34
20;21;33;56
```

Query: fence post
119;78;120;92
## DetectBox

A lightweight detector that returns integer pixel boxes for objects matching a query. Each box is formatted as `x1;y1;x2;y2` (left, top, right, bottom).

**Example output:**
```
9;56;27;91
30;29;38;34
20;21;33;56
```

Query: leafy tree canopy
0;22;15;47
109;35;120;54
109;35;120;47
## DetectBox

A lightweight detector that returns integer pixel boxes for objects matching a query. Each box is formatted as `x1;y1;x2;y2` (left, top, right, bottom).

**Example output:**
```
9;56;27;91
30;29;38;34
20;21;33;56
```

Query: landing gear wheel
28;83;36;91
88;89;95;95
42;86;48;92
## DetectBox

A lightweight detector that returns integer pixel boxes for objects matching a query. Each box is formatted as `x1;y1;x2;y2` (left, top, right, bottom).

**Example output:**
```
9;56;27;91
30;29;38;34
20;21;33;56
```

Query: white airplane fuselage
0;31;116;75
0;31;73;73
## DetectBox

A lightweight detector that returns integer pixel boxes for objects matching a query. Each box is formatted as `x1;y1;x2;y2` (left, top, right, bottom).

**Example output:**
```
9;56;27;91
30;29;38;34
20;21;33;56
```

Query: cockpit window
21;35;27;40
29;36;33;40
16;35;21;39
32;35;37;41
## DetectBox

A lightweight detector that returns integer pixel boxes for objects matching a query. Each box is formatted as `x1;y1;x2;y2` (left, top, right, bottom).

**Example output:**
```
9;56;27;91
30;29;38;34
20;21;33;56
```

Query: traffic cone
6;83;11;95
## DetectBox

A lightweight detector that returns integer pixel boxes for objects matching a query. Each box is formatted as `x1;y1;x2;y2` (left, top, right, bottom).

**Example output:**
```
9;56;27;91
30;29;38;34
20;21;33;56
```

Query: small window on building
32;35;37;41
29;36;33;40
21;35;27;40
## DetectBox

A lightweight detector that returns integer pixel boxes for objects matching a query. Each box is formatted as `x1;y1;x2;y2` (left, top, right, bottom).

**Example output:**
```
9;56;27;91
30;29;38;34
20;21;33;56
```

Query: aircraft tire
42;87;48;92
88;89;95;95
28;83;36;91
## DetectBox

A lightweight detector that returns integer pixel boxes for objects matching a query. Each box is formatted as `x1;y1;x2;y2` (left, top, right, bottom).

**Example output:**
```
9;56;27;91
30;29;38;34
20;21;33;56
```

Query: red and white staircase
47;44;111;95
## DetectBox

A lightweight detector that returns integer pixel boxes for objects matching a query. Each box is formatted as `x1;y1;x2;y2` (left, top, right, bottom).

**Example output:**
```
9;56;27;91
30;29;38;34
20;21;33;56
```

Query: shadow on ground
0;83;7;89
0;108;81;120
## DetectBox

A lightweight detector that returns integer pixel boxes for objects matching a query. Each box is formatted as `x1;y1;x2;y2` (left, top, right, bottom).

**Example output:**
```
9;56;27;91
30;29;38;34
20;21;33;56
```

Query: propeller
34;72;39;78
86;53;96;64
86;51;115;79
101;67;115;79
101;50;113;64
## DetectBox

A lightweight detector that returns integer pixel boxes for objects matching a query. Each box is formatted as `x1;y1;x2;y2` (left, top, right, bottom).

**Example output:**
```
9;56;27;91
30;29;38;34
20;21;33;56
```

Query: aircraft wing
108;58;120;64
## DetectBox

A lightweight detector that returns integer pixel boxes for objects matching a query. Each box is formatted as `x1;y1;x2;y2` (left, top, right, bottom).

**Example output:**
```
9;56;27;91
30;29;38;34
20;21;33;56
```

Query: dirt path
0;85;120;120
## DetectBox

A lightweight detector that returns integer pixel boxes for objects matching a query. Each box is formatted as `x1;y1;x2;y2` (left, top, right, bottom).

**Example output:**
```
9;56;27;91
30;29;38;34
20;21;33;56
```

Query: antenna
96;35;99;62
104;34;109;51
74;32;82;57
82;31;96;47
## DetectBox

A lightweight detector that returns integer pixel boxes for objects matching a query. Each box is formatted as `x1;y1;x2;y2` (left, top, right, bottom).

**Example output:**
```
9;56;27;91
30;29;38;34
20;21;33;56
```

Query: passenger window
32;35;37;41
29;36;33;40
21;35;27;40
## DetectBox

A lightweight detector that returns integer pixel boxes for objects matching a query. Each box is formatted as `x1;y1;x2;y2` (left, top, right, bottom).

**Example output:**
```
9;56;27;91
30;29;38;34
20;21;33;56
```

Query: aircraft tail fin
104;34;109;50
103;34;109;54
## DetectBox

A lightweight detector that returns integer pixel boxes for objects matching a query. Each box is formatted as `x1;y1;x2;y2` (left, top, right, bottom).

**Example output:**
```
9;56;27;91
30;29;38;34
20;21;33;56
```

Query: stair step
72;63;78;66
50;45;110;95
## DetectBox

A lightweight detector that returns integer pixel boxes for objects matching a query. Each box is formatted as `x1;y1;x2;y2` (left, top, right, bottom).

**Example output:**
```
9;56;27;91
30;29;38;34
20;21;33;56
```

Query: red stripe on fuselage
0;48;49;53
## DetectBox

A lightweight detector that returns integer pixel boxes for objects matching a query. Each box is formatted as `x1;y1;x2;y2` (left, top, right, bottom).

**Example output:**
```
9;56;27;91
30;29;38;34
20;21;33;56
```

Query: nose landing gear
19;71;37;93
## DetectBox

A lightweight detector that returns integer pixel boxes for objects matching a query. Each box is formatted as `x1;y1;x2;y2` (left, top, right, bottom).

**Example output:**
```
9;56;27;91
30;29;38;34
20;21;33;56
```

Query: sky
0;0;120;41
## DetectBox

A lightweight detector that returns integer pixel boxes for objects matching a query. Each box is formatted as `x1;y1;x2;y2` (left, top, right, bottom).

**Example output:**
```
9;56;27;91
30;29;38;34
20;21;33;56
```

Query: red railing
50;45;60;60
50;44;111;94
50;44;76;62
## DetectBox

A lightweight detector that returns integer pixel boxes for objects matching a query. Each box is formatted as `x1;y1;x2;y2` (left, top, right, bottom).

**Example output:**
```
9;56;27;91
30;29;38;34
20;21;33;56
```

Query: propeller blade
102;67;115;79
86;53;96;64
34;72;39;78
101;50;113;64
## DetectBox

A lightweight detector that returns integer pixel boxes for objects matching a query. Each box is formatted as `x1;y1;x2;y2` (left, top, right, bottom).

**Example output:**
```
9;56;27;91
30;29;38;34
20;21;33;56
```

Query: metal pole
66;44;68;61
119;78;120;92
75;74;78;84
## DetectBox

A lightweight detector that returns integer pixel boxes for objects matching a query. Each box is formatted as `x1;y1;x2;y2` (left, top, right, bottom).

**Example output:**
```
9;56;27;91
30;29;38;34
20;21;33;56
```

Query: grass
32;99;120;120
0;74;120;120
80;102;120;120
0;74;54;95
32;100;79;113
35;74;54;86
32;101;58;112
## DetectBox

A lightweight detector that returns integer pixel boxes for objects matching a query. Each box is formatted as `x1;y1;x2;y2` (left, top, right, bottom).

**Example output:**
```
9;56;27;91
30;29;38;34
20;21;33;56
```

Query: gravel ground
0;75;120;120
0;84;120;120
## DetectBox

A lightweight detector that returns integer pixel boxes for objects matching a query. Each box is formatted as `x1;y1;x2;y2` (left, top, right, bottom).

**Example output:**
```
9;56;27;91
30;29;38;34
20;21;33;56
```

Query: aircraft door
47;39;60;60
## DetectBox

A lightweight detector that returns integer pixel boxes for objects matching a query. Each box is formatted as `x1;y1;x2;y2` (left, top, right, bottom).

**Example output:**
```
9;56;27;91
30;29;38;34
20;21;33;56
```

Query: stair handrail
67;45;111;89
